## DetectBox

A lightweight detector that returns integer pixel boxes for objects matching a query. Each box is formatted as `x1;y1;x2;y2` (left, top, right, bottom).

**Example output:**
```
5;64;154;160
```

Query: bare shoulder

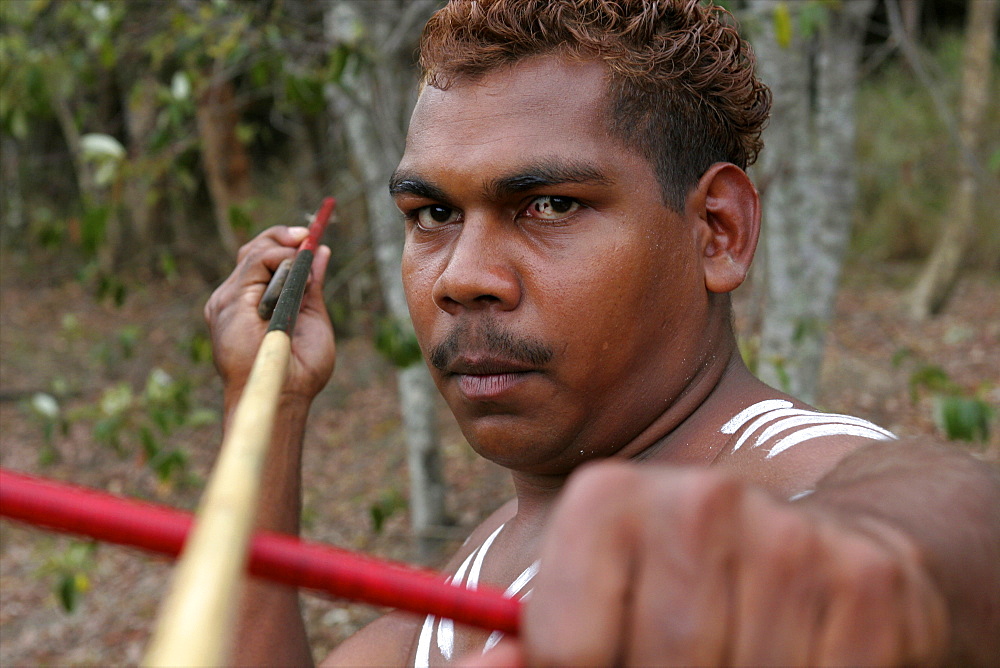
320;611;422;667
318;498;518;667
712;394;898;499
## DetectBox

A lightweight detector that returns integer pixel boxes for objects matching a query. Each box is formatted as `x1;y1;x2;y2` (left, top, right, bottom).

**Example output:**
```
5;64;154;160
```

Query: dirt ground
1;247;997;666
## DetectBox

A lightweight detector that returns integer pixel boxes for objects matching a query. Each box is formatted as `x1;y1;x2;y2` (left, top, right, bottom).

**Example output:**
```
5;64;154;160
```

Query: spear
0;467;520;635
143;198;335;666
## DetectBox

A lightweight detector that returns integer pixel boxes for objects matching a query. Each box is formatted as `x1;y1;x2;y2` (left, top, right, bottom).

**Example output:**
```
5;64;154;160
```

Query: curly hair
419;0;771;210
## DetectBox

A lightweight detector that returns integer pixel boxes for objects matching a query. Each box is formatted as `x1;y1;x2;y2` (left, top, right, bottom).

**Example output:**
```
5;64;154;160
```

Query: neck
508;319;754;524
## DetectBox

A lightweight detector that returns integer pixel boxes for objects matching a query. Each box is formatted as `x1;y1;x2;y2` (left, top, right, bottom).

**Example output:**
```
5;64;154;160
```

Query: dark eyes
526;196;580;220
416;205;460;228
411;195;581;230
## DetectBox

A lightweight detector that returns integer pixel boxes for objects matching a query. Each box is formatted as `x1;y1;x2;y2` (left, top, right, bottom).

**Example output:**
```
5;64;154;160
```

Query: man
205;0;1000;665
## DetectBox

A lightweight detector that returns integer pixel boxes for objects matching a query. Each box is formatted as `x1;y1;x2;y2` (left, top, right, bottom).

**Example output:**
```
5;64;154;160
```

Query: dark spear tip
264;198;336;334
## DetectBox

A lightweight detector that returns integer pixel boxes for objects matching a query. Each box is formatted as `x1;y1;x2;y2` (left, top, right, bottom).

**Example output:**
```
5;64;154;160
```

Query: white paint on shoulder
720;399;793;434
767;423;894;458
753;412;895;448
467;524;503;590
722;400;896;459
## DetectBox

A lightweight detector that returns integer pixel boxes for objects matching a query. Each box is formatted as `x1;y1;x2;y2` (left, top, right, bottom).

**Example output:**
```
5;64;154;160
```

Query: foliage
0;0;340;272
854;33;1000;268
82;368;216;482
37;540;98;613
769;0;838;48
27;392;67;465
901;353;994;444
374;316;425;368
26;365;217;484
369;488;408;535
933;394;993;443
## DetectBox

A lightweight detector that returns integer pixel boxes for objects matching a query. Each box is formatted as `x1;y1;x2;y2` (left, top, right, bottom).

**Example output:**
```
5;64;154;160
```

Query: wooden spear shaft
144;198;336;667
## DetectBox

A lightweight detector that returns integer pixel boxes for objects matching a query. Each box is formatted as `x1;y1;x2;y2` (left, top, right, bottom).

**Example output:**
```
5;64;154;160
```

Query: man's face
393;56;715;475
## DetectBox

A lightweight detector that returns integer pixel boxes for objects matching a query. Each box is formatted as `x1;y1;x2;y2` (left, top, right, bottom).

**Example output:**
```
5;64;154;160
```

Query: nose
431;219;521;314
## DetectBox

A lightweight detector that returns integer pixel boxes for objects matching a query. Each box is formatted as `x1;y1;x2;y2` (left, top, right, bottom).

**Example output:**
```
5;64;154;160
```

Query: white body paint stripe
467;525;502;590
417;544;480;668
731;407;894;452
417;525;508;667
414;614;433;668
721;399;793;434
483;560;541;654
504;560;540;597
767;424;893;458
437;524;503;660
753;413;895;448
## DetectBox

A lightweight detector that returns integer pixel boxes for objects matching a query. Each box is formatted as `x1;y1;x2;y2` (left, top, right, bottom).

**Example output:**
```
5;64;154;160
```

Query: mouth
444;356;538;400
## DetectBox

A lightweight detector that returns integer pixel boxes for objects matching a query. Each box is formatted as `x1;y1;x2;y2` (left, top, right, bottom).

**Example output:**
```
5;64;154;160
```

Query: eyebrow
388;173;449;201
484;161;613;199
388;160;613;202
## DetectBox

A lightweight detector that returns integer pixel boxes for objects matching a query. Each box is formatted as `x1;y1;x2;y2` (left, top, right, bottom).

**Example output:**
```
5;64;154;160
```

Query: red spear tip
300;197;336;253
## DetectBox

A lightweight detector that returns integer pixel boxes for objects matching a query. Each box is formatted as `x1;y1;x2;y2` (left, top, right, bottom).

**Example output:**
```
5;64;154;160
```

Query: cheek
401;251;438;328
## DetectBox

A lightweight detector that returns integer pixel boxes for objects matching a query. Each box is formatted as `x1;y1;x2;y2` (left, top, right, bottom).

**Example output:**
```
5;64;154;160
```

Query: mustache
429;320;554;371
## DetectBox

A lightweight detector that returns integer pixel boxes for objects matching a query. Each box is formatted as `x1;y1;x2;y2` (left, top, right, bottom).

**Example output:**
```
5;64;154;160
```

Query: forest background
0;0;997;665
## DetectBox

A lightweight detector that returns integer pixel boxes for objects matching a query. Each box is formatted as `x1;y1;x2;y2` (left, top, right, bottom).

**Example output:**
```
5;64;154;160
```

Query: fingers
520;463;945;667
206;226;313;324
522;463;639;666
728;498;825;665
236;225;309;264
624;470;744;665
204;226;336;401
303;244;332;317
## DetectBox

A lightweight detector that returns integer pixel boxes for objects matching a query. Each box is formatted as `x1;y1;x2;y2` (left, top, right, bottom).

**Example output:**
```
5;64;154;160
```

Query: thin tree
906;0;998;320
744;0;876;403
324;0;447;559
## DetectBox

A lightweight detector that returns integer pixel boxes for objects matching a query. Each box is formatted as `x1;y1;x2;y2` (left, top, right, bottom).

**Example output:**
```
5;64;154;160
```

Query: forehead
398;56;637;181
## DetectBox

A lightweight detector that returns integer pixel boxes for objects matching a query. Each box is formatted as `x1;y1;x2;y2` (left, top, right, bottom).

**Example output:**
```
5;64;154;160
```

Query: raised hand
204;225;335;406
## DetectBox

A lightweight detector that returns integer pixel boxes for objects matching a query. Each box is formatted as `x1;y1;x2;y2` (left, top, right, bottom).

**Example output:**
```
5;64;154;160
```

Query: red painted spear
0;467;520;634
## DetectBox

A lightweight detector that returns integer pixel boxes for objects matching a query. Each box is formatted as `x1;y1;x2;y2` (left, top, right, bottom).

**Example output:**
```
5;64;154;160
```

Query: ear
686;162;760;294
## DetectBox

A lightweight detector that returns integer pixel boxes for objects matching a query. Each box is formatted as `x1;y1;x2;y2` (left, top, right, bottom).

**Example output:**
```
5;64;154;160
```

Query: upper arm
319;611;422;667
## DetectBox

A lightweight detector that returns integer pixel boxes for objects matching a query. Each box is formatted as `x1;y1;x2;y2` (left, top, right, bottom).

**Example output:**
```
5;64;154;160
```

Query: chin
460;419;578;475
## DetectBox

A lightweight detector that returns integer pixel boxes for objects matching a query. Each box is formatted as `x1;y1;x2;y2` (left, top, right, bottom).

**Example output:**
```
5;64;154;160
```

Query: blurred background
1;0;997;664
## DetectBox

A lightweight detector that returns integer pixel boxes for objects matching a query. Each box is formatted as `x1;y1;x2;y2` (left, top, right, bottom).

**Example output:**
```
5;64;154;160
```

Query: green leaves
369;488;407;534
933;394;993;443
69;367;217;482
39;540;97;613
771;0;837;48
907;362;993;444
773;2;794;48
375;317;424;368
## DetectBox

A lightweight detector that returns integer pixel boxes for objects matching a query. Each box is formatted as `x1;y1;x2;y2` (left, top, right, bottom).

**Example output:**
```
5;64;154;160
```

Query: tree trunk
907;0;998;320
195;76;251;258
325;0;446;559
900;0;922;43
0;135;24;235
745;0;876;403
122;73;161;265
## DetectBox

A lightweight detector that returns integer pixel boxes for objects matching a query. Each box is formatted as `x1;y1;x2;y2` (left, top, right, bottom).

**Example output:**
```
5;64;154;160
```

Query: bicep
320;611;423;667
